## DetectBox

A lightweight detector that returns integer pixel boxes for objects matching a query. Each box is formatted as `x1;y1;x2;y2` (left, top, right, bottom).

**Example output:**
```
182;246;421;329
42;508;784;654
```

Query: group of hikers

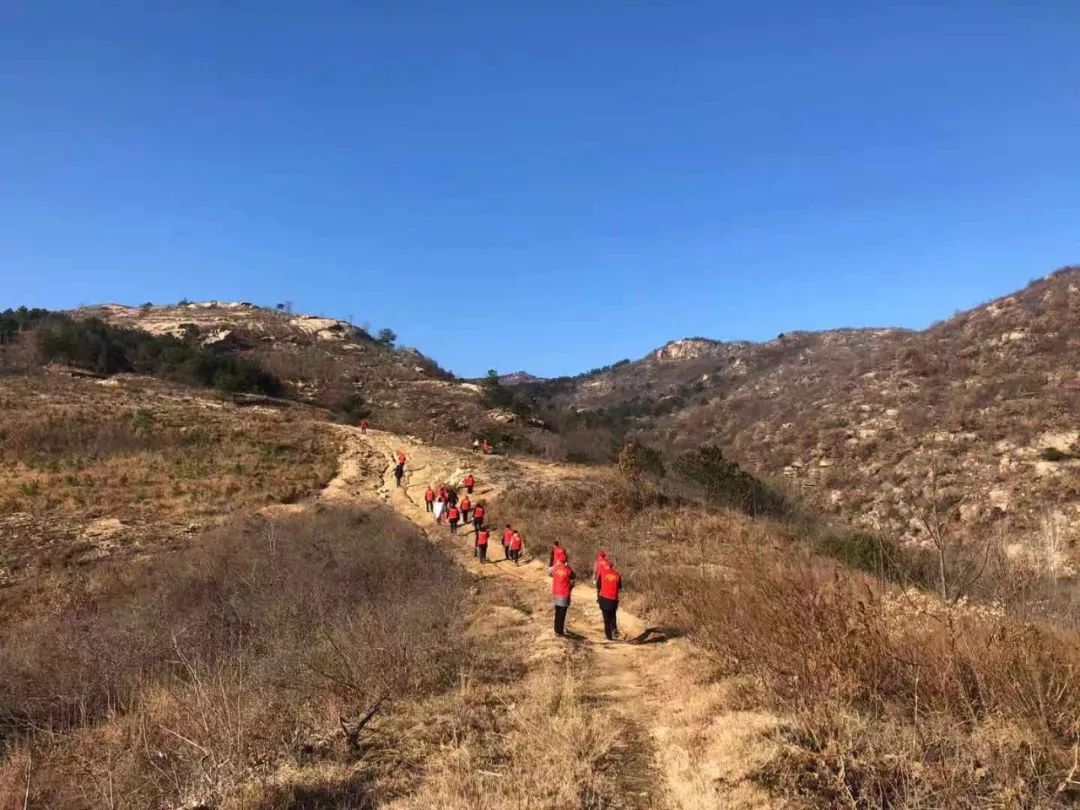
422;475;524;563
417;462;624;641
376;425;624;641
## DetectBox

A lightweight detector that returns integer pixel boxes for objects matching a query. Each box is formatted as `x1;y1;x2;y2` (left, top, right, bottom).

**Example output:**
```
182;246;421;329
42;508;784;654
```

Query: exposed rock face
654;339;724;363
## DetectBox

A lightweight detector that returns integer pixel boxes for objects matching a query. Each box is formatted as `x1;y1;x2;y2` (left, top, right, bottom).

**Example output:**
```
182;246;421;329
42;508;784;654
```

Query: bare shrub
499;471;1080;807
0;506;468;808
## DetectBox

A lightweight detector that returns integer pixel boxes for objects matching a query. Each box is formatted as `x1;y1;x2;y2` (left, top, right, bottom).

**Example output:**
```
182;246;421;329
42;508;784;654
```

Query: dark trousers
449;519;459;534
509;548;520;563
461;508;470;522
467;484;474;494
599;598;619;640
474;518;484;532
554;604;569;635
478;544;488;562
425;500;433;512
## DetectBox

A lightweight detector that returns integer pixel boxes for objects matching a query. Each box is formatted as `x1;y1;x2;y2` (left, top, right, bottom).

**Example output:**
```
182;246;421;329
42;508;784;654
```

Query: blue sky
2;1;1078;377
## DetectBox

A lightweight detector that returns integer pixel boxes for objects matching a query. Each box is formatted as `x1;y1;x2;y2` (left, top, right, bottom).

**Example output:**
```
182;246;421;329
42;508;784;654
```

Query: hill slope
526;267;1080;562
77;301;545;446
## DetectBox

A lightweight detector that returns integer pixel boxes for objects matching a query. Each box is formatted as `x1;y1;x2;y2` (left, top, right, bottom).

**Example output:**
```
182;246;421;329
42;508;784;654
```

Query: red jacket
552;546;567;565
464;474;475;487
510;532;522;550
551;563;575;598
473;505;485;520
448;507;460;521
460;498;471;511
598;568;622;600
476;530;489;546
424;488;435;503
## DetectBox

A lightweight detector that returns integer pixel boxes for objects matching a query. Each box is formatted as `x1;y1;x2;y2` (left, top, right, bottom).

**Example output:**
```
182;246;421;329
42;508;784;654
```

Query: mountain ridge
46;265;1080;562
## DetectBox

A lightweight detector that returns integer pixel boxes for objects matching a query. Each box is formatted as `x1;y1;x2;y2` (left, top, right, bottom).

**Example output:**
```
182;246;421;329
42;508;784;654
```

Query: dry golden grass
0;505;476;809
0;374;337;588
0;495;650;810
499;473;1080;808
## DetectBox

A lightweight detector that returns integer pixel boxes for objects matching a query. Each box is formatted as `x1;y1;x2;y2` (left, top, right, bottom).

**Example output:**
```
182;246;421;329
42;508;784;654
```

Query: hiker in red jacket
472;504;485;532
476;527;490;563
360;418;368;434
502;524;514;560
549;541;567;567
459;496;472;524
463;473;475;494
447;505;460;534
509;531;523;565
424;486;436;513
482;439;492;455
597;559;623;641
550;559;576;636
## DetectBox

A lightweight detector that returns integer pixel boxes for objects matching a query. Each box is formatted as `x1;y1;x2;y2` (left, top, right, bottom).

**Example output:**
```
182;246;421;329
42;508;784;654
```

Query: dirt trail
327;427;781;809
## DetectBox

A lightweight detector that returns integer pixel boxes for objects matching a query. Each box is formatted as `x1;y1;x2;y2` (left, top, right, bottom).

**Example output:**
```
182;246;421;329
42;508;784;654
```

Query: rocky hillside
527;267;1080;565
76;302;542;446
16;267;1080;566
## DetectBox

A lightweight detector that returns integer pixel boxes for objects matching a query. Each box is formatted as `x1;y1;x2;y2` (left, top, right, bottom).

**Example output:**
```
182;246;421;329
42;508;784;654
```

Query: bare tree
913;463;990;604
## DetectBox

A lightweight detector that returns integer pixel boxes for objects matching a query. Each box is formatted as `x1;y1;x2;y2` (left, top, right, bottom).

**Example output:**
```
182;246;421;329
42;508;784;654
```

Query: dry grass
0;375;338;587
0;505;472;808
0;491;641;809
498;473;1080;808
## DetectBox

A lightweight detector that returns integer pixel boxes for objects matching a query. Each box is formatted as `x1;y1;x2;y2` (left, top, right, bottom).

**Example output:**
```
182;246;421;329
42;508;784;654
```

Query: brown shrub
0;506;469;808
498;472;1080;807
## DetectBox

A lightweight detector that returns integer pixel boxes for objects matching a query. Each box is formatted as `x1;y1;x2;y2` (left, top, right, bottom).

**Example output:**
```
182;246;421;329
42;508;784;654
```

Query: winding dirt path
327;427;781;809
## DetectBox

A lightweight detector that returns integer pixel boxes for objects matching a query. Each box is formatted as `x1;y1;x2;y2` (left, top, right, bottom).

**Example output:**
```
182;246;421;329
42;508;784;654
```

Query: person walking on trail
360;418;369;435
472;438;481;452
472;504;485;532
476;527;490;563
424;486;436;513
482;439;492;455
447;505;460;534
459;496;472;524
502;524;514;559
549;541;568;567
509;530;523;565
463;473;475;494
447;488;458;507
597;559;623;641
394;462;404;488
433;495;445;524
550;558;576;636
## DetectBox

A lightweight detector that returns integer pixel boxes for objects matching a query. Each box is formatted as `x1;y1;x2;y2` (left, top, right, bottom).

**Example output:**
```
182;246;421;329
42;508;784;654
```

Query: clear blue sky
3;2;1078;377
